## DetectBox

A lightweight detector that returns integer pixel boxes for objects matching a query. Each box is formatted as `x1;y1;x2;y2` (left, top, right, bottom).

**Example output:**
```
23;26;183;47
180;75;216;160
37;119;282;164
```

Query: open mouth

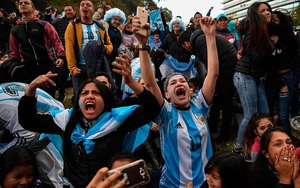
85;102;95;111
176;88;186;97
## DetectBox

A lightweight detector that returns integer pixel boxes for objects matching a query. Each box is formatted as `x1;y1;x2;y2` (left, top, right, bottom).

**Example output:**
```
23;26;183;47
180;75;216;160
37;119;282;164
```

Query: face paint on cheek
79;99;84;109
184;84;189;91
110;19;115;25
168;86;175;94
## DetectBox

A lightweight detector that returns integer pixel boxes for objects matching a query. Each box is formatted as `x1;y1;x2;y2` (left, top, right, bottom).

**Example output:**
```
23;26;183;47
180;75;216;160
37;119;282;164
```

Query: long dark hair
243;113;274;155
63;78;116;158
0;146;37;187
239;2;273;54
269;11;299;55
204;152;247;188
254;126;293;167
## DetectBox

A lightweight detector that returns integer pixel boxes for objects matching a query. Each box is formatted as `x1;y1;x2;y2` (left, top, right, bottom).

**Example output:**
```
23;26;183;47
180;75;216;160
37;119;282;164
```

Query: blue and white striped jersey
157;90;213;188
0;82;64;153
79;23;101;65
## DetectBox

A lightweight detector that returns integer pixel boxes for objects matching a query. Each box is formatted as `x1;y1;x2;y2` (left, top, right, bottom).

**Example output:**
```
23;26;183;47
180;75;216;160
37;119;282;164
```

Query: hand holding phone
104;159;151;188
136;7;149;37
86;167;125;188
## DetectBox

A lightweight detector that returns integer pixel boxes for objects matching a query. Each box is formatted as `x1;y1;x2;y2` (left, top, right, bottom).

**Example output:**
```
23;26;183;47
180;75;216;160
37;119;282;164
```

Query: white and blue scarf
70;105;138;154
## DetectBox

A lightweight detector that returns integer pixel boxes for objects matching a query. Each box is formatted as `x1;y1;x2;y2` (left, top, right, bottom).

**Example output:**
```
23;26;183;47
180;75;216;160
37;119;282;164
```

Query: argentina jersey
0;82;65;153
157;89;213;188
79;23;101;65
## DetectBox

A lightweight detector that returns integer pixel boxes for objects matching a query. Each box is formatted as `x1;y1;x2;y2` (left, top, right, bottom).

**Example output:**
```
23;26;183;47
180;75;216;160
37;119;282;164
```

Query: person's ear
164;91;170;100
263;150;270;159
254;129;259;136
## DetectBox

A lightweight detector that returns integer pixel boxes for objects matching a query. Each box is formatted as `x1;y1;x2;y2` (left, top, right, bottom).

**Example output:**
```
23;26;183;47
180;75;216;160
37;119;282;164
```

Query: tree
291;5;300;27
0;0;172;23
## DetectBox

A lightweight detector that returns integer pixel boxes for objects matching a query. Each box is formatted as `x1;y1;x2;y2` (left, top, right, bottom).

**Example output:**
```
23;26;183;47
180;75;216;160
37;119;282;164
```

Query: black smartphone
104;159;151;188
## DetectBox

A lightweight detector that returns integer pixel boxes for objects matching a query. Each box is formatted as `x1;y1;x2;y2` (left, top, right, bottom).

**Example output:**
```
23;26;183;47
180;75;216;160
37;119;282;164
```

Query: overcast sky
156;0;223;23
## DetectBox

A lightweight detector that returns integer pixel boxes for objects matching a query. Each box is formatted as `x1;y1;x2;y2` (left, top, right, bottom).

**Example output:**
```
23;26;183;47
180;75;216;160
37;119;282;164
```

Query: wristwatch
137;44;151;53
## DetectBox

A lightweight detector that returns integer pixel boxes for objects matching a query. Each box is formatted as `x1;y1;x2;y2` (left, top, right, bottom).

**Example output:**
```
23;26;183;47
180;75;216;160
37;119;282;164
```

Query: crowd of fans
1;0;300;188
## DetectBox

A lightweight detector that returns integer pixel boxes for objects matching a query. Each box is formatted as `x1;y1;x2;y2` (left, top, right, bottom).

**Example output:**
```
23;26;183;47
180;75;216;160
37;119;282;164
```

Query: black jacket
0;17;12;43
52;16;76;46
190;29;237;75
235;29;272;78
247;159;293;188
18;88;161;188
160;31;191;63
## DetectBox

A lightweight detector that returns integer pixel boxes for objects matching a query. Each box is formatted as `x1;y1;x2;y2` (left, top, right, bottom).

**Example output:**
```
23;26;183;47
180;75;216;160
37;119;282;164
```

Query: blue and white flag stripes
122;122;152;153
159;54;196;80
149;9;164;32
71;105;139;154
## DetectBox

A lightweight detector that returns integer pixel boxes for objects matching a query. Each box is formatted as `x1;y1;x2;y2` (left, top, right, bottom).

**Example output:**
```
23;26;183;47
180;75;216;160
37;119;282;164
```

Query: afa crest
195;115;206;125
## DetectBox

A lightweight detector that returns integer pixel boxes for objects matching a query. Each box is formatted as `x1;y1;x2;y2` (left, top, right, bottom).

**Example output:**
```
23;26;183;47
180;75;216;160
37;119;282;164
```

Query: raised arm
25;72;57;97
200;17;219;105
131;16;164;107
112;54;144;94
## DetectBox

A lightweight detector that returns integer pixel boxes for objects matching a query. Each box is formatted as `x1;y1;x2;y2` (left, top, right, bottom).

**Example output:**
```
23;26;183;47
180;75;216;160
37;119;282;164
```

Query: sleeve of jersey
18;95;65;134
192;89;209;112
1;105;35;154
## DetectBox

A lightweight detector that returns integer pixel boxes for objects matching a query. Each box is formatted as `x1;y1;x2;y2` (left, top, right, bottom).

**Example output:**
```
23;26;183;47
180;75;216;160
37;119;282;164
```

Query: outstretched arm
200;17;219;105
132;16;164;107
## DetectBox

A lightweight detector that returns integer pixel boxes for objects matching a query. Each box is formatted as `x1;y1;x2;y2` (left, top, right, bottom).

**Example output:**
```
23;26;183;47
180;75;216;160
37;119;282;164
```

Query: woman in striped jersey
132;15;219;187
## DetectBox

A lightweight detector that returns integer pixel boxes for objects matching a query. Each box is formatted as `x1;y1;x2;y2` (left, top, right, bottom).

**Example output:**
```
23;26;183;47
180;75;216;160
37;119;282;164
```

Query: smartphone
105;159;151;188
136;7;149;37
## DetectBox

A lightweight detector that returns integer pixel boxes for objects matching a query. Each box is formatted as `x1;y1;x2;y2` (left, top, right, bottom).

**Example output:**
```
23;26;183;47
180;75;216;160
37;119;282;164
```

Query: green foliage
291;5;300;28
1;0;172;23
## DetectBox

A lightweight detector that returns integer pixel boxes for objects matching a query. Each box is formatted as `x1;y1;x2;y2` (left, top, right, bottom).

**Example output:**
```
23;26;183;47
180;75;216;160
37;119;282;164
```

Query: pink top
251;136;260;152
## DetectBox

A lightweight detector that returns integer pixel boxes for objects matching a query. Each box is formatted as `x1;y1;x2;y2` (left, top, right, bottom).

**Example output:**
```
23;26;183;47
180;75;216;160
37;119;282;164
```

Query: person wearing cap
160;17;191;63
186;11;202;33
132;15;218;187
216;13;238;50
7;12;18;27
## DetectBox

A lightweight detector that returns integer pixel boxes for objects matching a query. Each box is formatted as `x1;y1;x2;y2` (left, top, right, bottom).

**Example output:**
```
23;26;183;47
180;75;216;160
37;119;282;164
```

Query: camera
45;7;51;14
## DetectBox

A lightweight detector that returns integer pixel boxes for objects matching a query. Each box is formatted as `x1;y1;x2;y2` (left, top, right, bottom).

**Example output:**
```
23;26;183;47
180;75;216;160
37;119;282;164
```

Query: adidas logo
175;123;183;129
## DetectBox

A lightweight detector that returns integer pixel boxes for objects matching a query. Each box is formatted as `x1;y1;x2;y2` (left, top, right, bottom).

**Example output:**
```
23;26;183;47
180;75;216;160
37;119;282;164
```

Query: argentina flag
160;54;196;80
